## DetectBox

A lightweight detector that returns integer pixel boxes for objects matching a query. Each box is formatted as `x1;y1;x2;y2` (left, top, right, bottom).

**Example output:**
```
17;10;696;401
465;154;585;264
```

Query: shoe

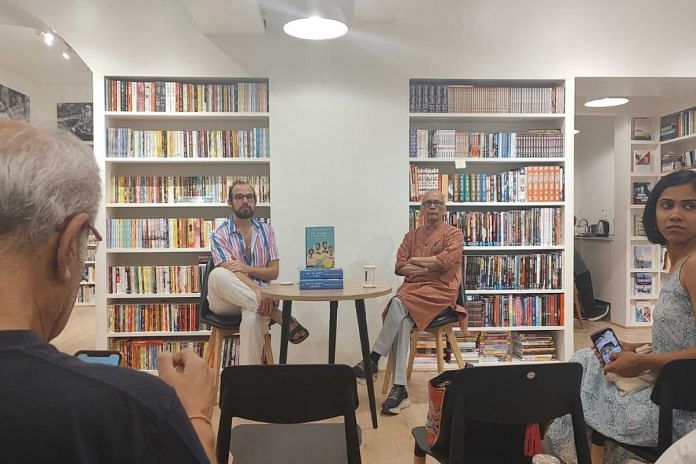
381;385;410;415
352;360;378;384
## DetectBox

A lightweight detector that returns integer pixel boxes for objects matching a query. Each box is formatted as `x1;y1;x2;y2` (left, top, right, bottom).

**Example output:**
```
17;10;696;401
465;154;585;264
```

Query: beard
233;205;254;219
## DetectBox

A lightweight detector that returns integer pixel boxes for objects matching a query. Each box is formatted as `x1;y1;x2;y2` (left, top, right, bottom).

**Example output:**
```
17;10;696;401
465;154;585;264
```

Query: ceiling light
42;31;55;46
62;50;70;60
282;0;347;40
573;129;580;135
584;97;629;108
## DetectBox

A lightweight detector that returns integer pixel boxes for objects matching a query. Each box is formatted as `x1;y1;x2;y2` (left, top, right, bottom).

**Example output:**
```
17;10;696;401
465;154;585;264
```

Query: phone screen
75;351;121;367
591;329;622;365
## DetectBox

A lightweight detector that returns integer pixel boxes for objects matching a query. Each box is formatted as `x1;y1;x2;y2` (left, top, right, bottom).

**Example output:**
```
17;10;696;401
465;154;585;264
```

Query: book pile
453;329;480;361
511;332;557;361
479;332;511;361
299;268;343;290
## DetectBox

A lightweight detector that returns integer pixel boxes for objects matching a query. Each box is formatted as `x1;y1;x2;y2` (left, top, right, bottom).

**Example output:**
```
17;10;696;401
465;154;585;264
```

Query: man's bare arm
408;256;444;271
396;263;430;276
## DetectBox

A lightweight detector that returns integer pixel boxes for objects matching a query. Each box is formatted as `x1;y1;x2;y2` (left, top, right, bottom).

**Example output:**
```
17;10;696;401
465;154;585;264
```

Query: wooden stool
203;327;274;397
573;282;584;329
382;313;464;394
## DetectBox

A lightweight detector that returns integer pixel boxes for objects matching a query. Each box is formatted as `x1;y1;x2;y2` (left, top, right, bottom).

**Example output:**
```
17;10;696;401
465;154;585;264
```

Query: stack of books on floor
299;268;344;290
511;332;557;361
478;331;512;362
453;329;480;361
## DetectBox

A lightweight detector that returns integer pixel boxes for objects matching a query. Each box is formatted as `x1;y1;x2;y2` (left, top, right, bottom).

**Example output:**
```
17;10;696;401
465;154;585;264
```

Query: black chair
199;257;273;394
216;364;362;464
596;358;696;462
382;280;466;394
412;363;591;464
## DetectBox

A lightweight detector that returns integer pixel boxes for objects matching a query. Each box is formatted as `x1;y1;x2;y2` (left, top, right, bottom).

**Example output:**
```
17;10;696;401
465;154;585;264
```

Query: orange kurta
394;221;464;330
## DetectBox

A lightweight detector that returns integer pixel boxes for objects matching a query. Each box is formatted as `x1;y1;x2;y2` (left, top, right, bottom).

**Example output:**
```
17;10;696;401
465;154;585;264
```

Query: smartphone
74;350;122;367
590;328;622;365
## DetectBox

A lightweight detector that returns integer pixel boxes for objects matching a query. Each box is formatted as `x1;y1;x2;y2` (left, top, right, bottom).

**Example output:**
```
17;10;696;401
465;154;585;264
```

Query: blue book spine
299;268;344;280
299;279;344;290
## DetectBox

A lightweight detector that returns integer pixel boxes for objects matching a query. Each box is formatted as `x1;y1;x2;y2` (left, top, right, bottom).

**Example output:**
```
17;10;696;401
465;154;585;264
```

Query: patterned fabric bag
426;369;458;450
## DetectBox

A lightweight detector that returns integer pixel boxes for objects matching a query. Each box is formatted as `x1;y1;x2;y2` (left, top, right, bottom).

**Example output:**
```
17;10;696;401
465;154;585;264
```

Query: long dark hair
643;169;696;245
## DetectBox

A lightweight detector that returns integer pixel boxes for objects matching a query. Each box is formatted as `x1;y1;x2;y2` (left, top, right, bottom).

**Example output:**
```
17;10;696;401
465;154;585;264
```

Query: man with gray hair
0;120;215;463
353;189;464;415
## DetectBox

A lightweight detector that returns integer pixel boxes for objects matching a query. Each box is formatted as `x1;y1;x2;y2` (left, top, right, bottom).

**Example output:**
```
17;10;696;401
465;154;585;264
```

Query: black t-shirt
0;331;210;463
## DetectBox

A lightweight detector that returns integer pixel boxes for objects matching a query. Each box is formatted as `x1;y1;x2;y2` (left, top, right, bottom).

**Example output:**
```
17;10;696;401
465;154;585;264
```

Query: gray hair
421;189;446;203
0;120;101;251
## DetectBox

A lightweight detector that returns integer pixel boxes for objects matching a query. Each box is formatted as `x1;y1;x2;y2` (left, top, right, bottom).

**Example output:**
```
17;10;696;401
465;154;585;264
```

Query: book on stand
632;272;654;296
632;181;652;204
633;301;654;323
632;245;654;270
631;118;652;141
632;150;652;174
305;226;335;269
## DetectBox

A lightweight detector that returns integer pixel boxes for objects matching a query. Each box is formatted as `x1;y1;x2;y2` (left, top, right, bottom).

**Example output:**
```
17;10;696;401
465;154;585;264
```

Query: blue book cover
305;226;335;268
299;279;343;290
299;268;343;280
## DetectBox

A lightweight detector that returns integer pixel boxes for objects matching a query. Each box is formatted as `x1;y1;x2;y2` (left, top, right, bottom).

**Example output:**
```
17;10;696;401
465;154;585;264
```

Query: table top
260;281;392;302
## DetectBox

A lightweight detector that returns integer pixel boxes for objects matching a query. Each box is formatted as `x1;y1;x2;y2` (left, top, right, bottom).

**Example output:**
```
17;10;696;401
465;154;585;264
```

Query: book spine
299;279;344;290
299;269;344;280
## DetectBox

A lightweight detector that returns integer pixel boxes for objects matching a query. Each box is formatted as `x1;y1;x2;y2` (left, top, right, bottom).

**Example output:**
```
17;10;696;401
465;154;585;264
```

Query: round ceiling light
584;97;629;108
283;16;347;40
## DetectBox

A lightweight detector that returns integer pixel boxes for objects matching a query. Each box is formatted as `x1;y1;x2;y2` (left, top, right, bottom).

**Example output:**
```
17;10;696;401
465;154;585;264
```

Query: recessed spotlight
42;31;55;46
62;51;70;60
584;97;629;108
283;16;347;40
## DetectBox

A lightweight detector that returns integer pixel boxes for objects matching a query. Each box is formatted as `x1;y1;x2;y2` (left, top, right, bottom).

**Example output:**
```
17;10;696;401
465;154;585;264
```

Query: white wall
574;116;615;226
0;62;91;124
13;0;696;361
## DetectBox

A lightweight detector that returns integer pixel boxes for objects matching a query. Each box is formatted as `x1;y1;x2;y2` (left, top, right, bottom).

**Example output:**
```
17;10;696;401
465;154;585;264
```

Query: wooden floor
53;309;651;463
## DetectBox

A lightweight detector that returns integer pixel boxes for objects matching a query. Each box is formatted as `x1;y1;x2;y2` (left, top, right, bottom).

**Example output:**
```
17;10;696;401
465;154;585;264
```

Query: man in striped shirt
208;180;308;364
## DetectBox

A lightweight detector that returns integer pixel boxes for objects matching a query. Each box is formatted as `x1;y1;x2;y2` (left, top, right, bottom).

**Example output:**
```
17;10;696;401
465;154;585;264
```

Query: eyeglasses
232;194;256;202
55;217;103;246
421;200;444;208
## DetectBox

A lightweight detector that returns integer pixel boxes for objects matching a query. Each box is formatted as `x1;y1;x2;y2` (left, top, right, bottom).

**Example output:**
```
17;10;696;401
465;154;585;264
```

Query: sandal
289;317;310;344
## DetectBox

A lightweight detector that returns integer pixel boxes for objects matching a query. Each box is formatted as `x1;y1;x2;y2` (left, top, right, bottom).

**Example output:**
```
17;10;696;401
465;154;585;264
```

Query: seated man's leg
207;267;269;364
381;298;413;415
353;297;411;383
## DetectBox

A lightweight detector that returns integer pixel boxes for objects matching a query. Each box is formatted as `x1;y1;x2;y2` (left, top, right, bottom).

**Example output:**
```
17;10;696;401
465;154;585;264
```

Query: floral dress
547;260;696;462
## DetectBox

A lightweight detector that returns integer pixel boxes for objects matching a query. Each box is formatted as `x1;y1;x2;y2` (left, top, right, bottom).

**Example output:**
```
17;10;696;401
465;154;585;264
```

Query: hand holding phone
590;327;622;366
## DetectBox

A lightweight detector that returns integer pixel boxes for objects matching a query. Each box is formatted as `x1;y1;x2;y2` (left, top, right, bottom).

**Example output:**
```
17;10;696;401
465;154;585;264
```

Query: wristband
188;414;213;427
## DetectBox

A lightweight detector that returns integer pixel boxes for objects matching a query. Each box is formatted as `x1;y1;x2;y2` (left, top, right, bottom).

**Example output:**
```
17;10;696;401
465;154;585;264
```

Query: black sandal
289;317;310;344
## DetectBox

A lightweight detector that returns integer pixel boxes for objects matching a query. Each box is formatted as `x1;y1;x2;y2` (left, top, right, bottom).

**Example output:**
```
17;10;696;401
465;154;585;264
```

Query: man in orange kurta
353;189;464;415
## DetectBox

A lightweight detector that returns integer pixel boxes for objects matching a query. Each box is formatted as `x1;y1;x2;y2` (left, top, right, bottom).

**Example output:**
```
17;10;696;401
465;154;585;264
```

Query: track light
42;31;55;46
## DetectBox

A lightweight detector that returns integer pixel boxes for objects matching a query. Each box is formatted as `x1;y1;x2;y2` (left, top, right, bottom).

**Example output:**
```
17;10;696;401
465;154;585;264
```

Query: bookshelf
95;76;270;371
76;241;98;307
625;117;661;327
408;79;573;368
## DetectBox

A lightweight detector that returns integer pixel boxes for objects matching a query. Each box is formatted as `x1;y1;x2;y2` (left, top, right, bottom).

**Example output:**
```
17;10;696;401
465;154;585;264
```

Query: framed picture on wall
57;102;93;141
633;245;655;270
0;83;30;121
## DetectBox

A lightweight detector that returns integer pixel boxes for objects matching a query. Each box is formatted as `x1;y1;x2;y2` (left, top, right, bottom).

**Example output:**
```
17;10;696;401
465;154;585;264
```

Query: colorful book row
660;106;696;141
409;129;563;159
108;303;202;333
465;294;564;327
105;79;268;113
410;208;563;246
409;83;565;114
110;176;270;204
109;265;204;295
107;218;227;249
409;166;564;203
106;128;269;159
463;252;563;290
110;339;206;370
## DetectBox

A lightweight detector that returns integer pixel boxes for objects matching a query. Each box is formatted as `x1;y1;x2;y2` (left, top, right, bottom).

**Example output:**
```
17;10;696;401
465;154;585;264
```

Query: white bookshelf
94;76;270;371
623;118;662;327
408;78;574;367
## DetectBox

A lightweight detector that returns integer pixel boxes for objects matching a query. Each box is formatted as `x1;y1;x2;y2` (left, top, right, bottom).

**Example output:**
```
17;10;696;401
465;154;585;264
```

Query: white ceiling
0;0;91;86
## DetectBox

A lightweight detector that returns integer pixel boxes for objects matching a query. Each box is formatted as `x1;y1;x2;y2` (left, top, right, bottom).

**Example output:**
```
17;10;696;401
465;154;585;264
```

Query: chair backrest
216;364;361;464
456;277;465;307
651;358;696;455
198;256;215;326
448;363;591;464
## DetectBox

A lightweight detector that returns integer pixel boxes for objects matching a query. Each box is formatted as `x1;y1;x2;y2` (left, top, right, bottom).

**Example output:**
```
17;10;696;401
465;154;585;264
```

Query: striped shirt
211;217;279;286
